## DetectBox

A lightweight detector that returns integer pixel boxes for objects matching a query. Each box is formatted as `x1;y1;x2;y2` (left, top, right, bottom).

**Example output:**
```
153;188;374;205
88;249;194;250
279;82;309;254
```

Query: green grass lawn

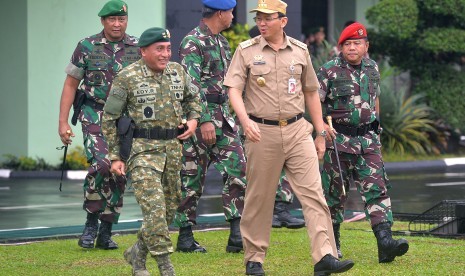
1;221;464;275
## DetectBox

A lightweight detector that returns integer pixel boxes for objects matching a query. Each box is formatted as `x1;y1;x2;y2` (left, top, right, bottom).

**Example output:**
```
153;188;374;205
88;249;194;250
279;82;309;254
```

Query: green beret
98;0;128;17
138;27;171;47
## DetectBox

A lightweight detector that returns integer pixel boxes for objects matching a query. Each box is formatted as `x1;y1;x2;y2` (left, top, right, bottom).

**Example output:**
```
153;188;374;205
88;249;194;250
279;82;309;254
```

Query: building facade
0;0;376;165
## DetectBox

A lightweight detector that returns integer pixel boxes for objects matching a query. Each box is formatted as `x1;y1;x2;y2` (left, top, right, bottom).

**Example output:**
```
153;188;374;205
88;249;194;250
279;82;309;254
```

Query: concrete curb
1;157;465;180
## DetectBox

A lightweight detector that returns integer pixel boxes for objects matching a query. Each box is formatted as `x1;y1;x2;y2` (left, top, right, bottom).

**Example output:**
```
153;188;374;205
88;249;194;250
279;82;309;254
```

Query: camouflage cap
249;0;287;15
98;0;128;17
138;27;171;47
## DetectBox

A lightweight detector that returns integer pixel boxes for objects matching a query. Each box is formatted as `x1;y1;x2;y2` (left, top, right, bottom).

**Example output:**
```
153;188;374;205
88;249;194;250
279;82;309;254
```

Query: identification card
288;78;296;94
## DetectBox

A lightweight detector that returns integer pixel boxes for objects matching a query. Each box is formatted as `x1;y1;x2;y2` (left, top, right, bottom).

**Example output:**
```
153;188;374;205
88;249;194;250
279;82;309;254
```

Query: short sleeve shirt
224;34;319;120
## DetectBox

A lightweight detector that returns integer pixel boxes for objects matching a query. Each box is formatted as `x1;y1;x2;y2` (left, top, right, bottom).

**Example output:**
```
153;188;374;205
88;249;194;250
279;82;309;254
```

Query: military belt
249;113;303;127
84;98;105;111
133;127;179;140
205;93;228;104
332;121;379;137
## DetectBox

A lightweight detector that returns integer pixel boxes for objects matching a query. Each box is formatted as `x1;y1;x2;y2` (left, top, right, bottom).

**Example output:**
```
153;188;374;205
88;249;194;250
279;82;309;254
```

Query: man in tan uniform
224;1;355;275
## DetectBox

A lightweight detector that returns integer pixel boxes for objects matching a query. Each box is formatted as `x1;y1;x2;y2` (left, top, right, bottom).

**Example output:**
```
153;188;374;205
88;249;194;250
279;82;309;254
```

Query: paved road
1;162;465;241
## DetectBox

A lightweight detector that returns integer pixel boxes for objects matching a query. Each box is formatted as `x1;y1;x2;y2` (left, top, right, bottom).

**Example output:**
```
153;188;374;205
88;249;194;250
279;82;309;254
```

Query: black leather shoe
314;254;354;276
246;261;265;275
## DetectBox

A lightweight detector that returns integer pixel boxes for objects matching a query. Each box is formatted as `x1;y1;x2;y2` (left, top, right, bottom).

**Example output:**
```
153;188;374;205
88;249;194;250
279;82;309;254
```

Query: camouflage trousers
174;123;247;227
275;171;294;203
321;149;393;226
82;122;125;223
130;159;181;256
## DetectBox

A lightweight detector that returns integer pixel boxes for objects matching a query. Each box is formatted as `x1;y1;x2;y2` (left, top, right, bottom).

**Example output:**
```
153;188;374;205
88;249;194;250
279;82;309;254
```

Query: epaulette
289;37;308;50
239;37;259;49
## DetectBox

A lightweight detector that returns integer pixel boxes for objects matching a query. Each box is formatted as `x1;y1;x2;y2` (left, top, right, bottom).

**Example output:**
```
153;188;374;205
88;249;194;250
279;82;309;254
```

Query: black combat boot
95;220;118;249
314;254;354;276
245;261;265;276
78;212;99;248
272;201;305;229
373;222;409;263
226;218;243;253
176;226;207;253
333;224;343;259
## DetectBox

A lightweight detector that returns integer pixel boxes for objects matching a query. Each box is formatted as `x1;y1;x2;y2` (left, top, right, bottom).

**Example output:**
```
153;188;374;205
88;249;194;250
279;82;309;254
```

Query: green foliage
420;28;465;53
62;146;88;170
366;0;418;39
366;0;465;138
413;67;465;132
380;88;438;155
421;0;465;24
0;146;87;171
221;23;251;54
1;154;57;171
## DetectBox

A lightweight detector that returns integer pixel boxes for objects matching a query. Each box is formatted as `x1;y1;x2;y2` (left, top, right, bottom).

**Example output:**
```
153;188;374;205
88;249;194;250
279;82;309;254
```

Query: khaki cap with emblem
249;0;287;15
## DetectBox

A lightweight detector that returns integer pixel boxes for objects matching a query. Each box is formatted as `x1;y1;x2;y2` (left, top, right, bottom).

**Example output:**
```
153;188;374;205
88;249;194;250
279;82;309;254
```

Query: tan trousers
242;118;337;264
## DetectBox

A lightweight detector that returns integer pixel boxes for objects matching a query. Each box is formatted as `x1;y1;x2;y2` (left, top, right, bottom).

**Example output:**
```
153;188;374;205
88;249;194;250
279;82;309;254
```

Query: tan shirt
224;34;319;120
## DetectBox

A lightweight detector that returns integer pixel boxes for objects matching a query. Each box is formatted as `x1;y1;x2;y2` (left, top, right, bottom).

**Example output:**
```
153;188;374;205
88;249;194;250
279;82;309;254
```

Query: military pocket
331;83;353;109
85;68;107;86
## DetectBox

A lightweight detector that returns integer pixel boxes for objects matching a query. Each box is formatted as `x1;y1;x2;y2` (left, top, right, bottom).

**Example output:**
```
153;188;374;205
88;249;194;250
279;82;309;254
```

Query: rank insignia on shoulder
239;38;258;49
289;38;308;50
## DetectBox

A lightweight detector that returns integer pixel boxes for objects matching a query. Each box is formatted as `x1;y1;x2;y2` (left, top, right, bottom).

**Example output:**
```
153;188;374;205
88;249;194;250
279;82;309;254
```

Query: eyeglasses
253;16;282;23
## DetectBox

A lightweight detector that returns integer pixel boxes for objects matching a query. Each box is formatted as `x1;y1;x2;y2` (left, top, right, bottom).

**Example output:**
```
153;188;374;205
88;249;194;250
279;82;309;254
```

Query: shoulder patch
239;37;259;49
289;38;308;50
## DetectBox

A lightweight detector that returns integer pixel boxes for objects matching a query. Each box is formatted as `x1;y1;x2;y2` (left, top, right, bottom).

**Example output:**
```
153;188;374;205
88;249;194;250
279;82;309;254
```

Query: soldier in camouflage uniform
102;27;202;276
58;0;140;250
317;22;409;263
173;0;247;254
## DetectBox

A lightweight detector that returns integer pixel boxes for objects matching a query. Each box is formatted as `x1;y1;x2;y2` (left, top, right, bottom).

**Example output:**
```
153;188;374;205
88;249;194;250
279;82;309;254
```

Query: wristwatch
316;130;327;138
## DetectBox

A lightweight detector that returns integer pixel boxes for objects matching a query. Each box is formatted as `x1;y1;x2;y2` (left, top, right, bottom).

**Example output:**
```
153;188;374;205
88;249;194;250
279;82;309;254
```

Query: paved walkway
1;158;464;243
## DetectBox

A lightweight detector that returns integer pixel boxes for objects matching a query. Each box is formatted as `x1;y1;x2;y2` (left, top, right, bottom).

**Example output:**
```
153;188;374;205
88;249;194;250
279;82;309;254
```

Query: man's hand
177;119;198;141
323;122;337;142
243;118;261;143
111;160;126;176
200;122;216;145
58;123;75;145
314;136;326;160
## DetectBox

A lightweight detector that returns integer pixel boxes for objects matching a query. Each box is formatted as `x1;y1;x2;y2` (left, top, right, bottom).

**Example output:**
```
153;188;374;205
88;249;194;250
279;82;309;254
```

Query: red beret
338;22;367;45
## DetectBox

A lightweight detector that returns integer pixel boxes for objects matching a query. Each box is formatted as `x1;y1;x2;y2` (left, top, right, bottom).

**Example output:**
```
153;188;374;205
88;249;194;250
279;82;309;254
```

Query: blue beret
98;0;128;17
202;0;236;10
138;27;171;47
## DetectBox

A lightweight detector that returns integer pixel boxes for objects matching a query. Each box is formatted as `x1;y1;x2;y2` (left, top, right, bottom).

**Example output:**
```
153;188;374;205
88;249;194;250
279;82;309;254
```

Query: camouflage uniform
65;31;140;223
174;21;247;227
317;53;392;226
275;172;293;202
102;59;202;255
